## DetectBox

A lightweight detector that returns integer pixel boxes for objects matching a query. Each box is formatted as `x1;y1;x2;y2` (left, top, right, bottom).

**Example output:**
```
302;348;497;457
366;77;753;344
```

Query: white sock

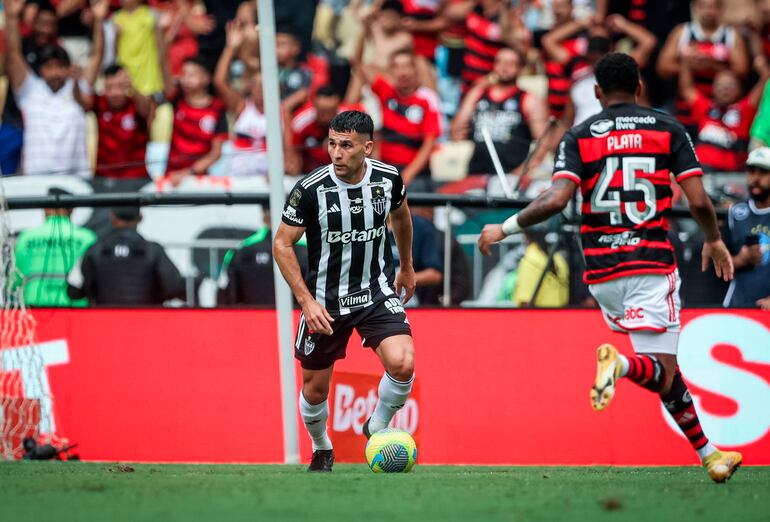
369;372;414;433
298;392;333;451
617;354;630;377
697;442;718;461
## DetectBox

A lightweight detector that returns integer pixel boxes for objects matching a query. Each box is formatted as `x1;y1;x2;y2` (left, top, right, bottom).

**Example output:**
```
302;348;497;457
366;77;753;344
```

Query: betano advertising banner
8;308;768;465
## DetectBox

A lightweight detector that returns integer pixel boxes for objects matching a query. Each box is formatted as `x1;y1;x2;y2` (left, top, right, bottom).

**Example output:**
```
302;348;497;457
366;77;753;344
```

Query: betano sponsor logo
332;383;418;435
327;226;385;244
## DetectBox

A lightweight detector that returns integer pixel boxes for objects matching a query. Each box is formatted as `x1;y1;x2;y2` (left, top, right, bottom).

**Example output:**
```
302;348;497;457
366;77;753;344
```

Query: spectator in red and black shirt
91;65;152;179
287;86;361;176
400;0;448;63
538;0;588;119
352;49;442;189
165;57;228;186
680;58;770;172
657;0;749;132
445;0;531;92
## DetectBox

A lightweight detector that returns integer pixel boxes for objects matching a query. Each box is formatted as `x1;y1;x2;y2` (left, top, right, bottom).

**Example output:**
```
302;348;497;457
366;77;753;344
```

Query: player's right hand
302;301;335;336
478;224;507;256
702;239;735;282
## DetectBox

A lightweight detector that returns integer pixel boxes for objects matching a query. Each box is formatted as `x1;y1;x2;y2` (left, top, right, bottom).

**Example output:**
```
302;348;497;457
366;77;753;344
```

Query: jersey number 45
590;156;658;225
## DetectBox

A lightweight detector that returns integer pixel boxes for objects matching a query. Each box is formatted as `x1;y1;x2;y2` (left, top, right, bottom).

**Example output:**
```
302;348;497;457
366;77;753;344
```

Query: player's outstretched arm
390;201;416;304
478;178;577;256
273;222;334;335
679;176;735;282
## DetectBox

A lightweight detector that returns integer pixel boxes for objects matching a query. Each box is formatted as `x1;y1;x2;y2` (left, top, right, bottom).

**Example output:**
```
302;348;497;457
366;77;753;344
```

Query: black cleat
363;417;372;439
307;449;334;472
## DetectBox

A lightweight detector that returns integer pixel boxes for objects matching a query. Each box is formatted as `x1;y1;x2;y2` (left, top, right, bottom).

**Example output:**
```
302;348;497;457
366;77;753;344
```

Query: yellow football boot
703;450;742;483
590;344;622;412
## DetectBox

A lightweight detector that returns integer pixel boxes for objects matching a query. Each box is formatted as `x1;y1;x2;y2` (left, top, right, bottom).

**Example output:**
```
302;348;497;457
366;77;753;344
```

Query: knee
387;352;414;382
302;383;329;405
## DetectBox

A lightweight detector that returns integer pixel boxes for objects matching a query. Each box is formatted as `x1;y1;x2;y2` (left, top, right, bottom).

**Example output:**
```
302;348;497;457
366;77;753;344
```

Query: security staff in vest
67;207;186;305
218;212;308;306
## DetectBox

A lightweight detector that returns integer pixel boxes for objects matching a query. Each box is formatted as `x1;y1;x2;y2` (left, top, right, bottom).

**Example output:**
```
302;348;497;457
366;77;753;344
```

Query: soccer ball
365;428;417;473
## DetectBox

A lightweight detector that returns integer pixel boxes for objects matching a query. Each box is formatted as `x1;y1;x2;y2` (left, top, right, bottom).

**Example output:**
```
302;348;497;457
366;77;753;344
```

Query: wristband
501;214;522;236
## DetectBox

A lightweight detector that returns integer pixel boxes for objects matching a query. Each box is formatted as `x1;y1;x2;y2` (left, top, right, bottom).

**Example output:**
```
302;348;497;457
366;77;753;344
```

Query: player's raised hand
478;224;506;256
395;265;416;304
302;300;334;336
702;239;735;282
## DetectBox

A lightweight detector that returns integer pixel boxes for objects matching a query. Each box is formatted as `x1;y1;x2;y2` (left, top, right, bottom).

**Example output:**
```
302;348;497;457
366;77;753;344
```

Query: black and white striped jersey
281;158;406;316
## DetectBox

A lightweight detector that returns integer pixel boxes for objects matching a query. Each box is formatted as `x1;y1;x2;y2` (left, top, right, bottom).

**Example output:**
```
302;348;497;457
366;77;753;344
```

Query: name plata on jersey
273;110;417;473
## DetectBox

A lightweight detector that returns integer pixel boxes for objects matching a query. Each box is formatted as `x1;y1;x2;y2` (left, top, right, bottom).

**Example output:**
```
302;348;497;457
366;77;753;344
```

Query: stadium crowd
1;0;769;309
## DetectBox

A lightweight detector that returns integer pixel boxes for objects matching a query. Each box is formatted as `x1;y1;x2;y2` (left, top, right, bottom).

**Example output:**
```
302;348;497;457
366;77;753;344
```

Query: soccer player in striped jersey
273;111;416;472
478;53;742;483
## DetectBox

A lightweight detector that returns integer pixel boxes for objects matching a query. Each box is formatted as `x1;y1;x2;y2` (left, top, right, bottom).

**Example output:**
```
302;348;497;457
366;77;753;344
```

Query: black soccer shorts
294;297;412;370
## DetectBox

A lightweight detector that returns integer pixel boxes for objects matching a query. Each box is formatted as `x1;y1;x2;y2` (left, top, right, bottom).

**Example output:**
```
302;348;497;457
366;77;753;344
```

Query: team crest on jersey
199;114;217;134
371;186;387;215
289;189;302;207
589;119;614;138
304;337;315;356
405;105;424;123
723;109;741;127
503;98;518;112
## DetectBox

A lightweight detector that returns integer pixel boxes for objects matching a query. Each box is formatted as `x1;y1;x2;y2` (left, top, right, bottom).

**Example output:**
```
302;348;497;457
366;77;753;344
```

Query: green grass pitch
1;463;768;521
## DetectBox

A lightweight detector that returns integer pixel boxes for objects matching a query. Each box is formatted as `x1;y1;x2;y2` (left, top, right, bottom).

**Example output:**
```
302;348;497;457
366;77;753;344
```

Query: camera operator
723;148;770;309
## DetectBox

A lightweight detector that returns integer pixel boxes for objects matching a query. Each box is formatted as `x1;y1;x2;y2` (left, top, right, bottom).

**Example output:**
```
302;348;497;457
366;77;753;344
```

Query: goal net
0;182;51;459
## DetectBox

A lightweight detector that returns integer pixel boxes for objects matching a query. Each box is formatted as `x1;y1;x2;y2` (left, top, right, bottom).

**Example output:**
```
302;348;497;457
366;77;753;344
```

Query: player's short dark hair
594;52;639;95
329;110;374;140
38;45;71;67
104;63;123;77
315;85;340;98
381;0;404;14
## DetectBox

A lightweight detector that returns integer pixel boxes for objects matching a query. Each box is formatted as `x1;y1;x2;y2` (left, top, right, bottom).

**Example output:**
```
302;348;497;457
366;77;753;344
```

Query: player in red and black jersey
165;57;228;186
479;53;742;483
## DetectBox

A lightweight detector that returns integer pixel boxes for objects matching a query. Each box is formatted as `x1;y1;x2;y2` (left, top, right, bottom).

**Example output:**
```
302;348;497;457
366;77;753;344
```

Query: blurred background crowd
1;0;769;311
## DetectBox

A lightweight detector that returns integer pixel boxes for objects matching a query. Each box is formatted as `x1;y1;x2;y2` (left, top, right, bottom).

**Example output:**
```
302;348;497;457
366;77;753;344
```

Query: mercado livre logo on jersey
327;226;385;244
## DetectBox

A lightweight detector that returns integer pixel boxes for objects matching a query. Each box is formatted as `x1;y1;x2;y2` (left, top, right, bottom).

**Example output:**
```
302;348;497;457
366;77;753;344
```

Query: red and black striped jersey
542;30;588;119
462;6;504;90
402;0;442;61
552;103;703;284
167;95;228;172
94;96;150;179
371;76;441;168
690;92;756;172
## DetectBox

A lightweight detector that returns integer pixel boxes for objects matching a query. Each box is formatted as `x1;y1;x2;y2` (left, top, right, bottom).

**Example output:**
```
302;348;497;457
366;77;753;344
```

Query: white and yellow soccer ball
365;429;417;473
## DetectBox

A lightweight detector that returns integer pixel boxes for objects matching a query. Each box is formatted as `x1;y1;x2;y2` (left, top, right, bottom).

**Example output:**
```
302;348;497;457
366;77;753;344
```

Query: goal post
0;180;53;459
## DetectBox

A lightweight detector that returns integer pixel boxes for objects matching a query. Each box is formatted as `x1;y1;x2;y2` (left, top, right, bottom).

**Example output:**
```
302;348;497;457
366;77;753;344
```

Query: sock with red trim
618;353;665;392
660;369;717;460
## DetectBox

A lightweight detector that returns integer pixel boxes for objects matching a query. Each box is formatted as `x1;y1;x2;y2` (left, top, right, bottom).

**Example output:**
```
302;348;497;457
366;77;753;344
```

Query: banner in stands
15;308;770;464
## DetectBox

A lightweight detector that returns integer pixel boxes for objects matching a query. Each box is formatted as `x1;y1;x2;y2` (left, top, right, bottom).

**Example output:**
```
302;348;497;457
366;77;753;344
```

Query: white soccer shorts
589;271;681;354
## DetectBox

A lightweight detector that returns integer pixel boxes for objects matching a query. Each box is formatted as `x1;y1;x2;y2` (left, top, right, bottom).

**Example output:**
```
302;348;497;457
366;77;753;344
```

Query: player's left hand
702;239;735;282
395;265;416;304
757;297;770;311
478;224;506;256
